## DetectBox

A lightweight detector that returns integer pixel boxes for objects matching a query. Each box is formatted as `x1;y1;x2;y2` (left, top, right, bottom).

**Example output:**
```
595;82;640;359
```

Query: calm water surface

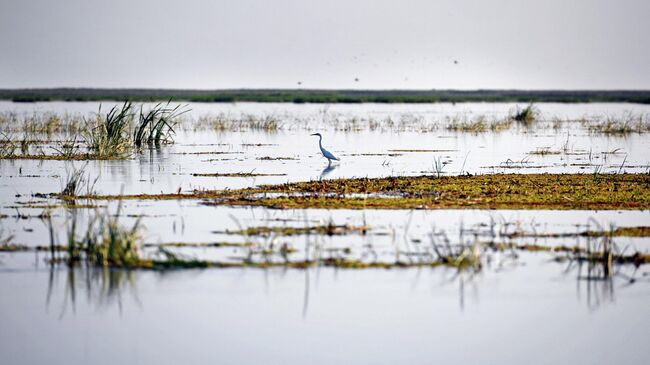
1;102;649;364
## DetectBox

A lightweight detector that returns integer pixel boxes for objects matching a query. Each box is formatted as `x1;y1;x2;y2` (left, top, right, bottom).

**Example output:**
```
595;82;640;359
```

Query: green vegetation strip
3;88;650;103
63;173;650;210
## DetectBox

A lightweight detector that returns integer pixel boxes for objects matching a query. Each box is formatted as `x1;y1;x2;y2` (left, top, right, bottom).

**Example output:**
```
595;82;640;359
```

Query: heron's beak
310;133;317;136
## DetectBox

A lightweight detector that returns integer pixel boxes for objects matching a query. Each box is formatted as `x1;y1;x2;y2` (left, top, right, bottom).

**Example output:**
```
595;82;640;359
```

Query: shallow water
1;101;649;364
1;257;648;365
1;102;648;199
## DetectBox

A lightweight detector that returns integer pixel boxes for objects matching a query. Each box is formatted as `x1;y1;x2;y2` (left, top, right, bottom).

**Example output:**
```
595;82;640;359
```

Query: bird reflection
320;161;338;179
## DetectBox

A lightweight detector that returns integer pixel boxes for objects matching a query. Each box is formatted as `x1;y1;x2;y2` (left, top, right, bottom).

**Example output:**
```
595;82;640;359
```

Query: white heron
310;133;339;163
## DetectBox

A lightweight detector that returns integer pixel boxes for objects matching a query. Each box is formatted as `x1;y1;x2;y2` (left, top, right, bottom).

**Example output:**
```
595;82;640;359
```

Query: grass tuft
511;103;538;125
86;102;134;158
133;102;188;148
66;206;143;267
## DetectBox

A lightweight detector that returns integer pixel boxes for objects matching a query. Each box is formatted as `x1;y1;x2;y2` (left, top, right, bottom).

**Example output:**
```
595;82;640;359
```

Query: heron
310;133;339;163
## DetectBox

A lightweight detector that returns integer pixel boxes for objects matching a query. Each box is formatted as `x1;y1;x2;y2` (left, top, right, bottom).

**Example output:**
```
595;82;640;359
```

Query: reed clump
587;114;650;135
83;101;187;158
446;116;513;133
65;207;143;267
133;102;187;148
511;103;538;125
85;102;134;158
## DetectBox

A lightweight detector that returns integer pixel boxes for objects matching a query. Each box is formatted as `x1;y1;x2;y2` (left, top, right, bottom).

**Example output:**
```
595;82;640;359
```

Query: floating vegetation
388;149;457;153
0;243;30;252
144;241;252;248
219;223;370;237
504;226;650;239
256;156;298;161
343;152;403;157
207;173;650;210
171;151;242;155
190;172;287;177
0;153;129;161
487;242;650;266
8;214;649;271
68;173;650;210
528;147;562;155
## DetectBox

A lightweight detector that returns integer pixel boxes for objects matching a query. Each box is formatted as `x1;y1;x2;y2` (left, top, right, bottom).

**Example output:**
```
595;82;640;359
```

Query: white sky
1;0;648;89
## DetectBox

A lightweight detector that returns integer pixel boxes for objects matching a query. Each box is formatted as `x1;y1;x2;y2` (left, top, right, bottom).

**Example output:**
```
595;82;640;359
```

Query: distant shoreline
1;88;649;104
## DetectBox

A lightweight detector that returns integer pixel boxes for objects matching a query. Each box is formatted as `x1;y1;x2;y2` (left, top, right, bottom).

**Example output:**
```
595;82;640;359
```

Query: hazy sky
1;0;648;89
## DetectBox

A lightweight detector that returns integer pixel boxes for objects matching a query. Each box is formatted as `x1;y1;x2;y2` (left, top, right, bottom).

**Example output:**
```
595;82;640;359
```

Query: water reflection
40;257;647;320
559;258;645;311
46;265;140;317
319;161;338;179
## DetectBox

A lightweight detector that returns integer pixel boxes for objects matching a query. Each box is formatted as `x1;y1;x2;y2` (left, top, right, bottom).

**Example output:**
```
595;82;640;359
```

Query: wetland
1;100;650;365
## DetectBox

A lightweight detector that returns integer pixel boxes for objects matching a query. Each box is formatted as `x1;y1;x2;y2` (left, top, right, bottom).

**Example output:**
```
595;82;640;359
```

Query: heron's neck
318;136;323;148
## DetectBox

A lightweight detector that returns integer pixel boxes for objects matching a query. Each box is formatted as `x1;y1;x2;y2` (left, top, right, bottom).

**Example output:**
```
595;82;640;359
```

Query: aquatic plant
0;132;17;157
511;103;538;125
222;222;370;237
528;147;561;155
133;102;187;148
587;114;650;135
65;206;143;267
200;113;279;132
0;227;14;247
86;102;134;158
61;164;97;197
446;116;513;133
51;135;81;158
61;168;85;196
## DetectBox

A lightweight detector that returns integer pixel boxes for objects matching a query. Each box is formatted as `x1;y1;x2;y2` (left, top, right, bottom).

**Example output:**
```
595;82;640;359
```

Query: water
1;258;648;365
1;101;649;364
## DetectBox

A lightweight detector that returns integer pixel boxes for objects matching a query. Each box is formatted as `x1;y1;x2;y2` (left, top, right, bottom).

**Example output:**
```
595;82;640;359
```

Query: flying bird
310;133;339;163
